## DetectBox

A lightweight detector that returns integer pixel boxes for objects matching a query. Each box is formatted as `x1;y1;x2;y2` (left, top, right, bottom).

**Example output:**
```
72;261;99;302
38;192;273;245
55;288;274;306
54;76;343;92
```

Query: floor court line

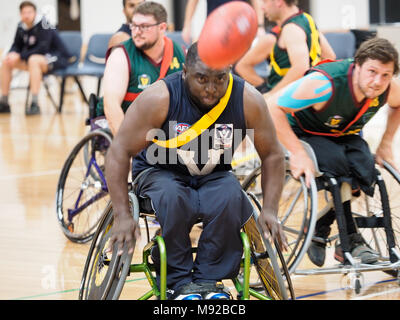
295;278;398;300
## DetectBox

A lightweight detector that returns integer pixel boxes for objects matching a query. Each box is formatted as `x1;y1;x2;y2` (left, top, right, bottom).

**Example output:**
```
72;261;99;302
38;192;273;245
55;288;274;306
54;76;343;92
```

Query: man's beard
357;82;381;100
135;38;158;51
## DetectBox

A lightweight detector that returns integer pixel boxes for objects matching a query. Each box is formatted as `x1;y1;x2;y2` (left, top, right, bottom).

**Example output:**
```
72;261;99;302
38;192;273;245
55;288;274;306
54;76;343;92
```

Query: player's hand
258;209;288;252
107;213;140;256
375;140;399;171
289;150;316;188
181;26;192;45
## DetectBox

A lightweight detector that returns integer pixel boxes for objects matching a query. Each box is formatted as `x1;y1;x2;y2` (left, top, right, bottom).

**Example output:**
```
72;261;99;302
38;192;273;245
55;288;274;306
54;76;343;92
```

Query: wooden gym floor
0;74;399;300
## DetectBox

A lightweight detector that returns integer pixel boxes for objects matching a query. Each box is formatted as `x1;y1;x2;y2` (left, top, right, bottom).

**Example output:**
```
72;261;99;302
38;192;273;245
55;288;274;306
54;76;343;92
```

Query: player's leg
0;52;27;113
26;54;49;114
135;168;202;299
300;135;351;266
193;170;253;299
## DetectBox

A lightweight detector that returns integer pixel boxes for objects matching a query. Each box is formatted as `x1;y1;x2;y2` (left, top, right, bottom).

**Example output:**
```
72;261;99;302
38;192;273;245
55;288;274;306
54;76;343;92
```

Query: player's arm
182;0;199;43
108;32;131;49
319;32;336;60
235;33;276;87
243;83;287;251
105;80;170;254
375;77;400;170
103;47;129;136
267;23;310;96
267;71;332;185
249;0;266;35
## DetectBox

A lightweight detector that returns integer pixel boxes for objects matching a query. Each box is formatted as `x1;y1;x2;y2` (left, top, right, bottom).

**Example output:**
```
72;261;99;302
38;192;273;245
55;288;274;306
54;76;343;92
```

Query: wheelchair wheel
352;161;400;272
56;129;112;243
242;166;318;274
243;191;296;300
79;192;139;300
241;166;262;200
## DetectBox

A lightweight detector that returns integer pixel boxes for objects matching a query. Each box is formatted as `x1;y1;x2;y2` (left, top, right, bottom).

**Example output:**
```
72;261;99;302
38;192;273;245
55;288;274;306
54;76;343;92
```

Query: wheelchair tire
243;191;296;300
352;160;400;275
56;129;112;243
79;192;139;300
242;165;318;274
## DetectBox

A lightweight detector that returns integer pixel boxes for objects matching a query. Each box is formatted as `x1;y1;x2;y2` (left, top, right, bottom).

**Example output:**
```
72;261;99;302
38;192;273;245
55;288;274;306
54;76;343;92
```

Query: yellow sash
270;12;321;77
303;12;321;67
153;73;233;149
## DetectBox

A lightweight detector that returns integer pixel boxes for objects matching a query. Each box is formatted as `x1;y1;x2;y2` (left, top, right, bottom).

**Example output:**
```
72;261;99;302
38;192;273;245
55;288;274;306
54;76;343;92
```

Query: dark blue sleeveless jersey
131;71;248;177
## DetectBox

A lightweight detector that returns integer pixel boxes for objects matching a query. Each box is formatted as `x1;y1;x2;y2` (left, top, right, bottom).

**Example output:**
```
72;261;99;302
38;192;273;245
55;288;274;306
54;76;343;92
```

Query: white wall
310;0;370;31
377;25;400;58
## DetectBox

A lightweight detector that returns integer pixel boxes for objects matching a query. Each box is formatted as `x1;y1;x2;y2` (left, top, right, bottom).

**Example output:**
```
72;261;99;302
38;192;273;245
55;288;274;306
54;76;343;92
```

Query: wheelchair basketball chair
242;140;400;294
55;94;112;243
78;169;295;300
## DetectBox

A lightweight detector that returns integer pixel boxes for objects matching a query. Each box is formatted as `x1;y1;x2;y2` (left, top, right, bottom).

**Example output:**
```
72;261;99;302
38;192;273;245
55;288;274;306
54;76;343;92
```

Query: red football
198;1;258;69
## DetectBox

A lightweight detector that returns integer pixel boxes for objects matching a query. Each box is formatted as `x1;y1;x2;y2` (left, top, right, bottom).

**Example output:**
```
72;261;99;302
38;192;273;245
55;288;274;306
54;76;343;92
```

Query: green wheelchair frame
79;189;295;300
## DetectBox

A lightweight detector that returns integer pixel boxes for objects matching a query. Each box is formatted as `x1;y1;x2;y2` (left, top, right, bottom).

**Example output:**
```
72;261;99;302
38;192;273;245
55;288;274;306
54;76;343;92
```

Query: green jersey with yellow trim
268;11;321;90
96;37;185;115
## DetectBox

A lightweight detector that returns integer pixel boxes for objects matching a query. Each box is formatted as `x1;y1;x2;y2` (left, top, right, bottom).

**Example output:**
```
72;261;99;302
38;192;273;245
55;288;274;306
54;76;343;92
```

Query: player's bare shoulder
243;81;268;112
126;79;170;126
243;81;269;128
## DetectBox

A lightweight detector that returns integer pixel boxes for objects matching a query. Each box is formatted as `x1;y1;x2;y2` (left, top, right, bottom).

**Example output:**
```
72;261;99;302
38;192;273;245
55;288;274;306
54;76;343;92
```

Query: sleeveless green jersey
268;11;321;90
289;59;389;136
96;37;185;115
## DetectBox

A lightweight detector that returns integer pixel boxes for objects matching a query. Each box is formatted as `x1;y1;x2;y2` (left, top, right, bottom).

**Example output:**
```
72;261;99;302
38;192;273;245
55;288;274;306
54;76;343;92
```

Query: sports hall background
1;0;400;300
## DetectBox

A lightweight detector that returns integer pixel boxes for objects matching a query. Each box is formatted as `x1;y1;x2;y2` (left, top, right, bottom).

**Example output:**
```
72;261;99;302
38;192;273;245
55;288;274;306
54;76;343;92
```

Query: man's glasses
129;22;160;32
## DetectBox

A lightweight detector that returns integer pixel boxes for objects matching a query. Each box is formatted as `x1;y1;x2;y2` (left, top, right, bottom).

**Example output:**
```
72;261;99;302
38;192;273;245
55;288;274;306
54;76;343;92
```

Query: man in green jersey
100;1;186;135
267;37;400;266
236;0;335;95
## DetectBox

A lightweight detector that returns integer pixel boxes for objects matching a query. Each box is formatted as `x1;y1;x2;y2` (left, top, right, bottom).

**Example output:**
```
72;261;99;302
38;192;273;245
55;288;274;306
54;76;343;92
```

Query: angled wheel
352;161;400;275
243;191;296;300
79;192;139;300
56;129;112;243
242;165;318;274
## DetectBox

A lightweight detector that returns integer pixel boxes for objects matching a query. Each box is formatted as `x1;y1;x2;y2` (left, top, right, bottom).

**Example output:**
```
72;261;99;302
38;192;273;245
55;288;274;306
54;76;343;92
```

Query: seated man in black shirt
0;1;71;115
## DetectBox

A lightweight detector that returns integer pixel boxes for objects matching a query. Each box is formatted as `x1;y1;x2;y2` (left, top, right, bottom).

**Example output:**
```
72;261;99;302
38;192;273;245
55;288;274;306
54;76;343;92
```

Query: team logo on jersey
170;57;181;70
174;123;190;134
214;123;233;149
370;97;380;107
324;115;343;128
138;74;151;89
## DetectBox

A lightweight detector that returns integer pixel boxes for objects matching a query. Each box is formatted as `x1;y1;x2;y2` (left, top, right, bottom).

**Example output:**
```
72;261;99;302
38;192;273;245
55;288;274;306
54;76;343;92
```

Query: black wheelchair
55;94;112;243
242;141;400;294
78;169;295;300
